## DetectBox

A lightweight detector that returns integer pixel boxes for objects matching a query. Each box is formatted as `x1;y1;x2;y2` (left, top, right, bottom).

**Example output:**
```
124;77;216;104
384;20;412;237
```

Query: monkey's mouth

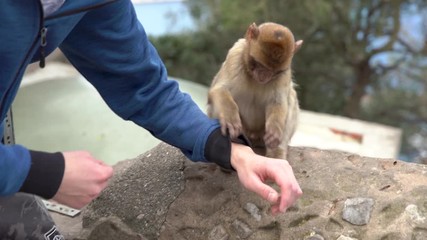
256;75;274;84
257;79;270;84
254;70;275;84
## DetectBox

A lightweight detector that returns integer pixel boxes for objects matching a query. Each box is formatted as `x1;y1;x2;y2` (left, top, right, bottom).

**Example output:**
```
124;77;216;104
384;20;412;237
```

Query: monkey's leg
249;136;267;156
281;89;299;145
264;103;286;150
268;90;299;160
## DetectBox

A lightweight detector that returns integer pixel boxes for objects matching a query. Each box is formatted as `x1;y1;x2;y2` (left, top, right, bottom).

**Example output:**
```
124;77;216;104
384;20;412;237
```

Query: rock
208;225;229;240
405;204;426;225
305;233;325;240
342;197;375;225
231;219;253;239
76;143;427;240
75;217;145;240
336;235;358;240
82;145;185;240
244;203;262;221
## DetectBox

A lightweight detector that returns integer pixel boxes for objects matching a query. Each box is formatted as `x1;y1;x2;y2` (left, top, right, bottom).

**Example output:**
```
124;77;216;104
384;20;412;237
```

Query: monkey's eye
274;68;289;77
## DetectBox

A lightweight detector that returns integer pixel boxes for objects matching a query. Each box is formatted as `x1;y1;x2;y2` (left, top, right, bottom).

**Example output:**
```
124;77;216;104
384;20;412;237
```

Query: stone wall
74;143;427;240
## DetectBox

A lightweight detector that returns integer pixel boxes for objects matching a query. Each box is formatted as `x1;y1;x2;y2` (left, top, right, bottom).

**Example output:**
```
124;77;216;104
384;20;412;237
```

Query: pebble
244;203;262;221
208;225;229;240
231;219;253;239
342;198;374;225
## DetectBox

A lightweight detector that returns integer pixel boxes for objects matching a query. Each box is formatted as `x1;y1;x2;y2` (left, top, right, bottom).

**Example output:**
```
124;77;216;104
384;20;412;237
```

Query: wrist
204;128;234;170
19;150;65;199
230;142;252;170
205;128;253;170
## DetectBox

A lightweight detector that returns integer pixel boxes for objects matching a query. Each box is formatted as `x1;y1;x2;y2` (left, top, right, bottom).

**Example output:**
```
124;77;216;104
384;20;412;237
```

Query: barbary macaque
207;22;302;159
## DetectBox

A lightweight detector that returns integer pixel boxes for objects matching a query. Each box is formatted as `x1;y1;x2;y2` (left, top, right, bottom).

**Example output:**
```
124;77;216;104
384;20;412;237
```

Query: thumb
247;177;280;203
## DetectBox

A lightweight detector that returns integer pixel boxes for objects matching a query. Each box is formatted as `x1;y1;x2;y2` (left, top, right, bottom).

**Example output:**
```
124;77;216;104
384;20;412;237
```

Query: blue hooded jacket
0;0;233;199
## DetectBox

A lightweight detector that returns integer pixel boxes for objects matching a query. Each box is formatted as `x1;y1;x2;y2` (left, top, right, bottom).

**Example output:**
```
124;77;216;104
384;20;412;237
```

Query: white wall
290;111;402;159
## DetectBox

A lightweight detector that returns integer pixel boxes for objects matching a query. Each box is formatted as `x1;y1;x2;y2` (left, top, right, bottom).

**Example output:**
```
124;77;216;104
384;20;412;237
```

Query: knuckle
89;186;103;197
102;166;114;180
95;166;113;180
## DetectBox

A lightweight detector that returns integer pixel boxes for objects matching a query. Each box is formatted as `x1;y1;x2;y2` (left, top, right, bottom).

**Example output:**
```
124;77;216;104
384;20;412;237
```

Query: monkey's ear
246;23;260;40
294;40;303;54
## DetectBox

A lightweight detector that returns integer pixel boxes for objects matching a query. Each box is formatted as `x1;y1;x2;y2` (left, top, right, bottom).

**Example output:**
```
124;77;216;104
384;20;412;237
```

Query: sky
132;1;195;36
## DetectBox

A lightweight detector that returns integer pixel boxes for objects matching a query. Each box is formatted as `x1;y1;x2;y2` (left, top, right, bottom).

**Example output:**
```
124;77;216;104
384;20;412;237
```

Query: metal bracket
3;108;15;145
42;199;81;217
3;109;81;217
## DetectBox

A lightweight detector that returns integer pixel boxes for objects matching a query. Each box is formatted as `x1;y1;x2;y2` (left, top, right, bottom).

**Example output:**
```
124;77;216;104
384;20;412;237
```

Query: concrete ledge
67;143;427;240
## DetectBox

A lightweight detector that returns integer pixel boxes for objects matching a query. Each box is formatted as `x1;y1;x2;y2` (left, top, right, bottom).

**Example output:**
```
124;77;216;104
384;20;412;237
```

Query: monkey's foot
266;147;286;159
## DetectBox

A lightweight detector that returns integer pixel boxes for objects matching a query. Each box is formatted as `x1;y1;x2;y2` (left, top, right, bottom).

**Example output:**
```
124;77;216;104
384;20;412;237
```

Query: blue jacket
0;0;232;199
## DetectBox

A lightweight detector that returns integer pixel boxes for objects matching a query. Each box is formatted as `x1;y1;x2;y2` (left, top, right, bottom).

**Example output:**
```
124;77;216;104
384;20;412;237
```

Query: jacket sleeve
59;0;223;162
0;144;31;195
0;143;65;198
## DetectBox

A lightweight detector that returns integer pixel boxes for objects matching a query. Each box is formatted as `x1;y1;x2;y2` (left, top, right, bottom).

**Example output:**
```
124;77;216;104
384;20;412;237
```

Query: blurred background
14;0;427;164
143;0;427;162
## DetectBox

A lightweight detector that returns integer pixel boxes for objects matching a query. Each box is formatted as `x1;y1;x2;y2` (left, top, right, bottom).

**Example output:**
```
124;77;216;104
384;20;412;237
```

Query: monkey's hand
208;88;243;139
219;110;242;139
264;120;284;148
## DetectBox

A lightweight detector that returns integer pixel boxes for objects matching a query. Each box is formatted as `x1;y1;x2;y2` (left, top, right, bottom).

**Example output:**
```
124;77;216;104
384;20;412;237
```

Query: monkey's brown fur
207;22;302;159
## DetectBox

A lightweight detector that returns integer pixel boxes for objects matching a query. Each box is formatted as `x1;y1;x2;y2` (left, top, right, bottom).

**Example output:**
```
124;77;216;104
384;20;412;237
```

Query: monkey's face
245;22;295;84
247;55;287;84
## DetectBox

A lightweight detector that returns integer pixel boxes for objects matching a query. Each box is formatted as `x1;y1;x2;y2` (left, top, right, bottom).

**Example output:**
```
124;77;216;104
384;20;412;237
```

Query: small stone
86;217;142;240
244;203;262;221
405;204;426;224
305;233;325;240
342;198;374;225
231;219;253;239
337;235;358;240
208;225;229;240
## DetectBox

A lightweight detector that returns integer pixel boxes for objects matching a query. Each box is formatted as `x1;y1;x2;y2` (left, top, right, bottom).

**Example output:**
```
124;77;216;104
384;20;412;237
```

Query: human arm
59;0;220;162
0;141;66;199
0;142;112;209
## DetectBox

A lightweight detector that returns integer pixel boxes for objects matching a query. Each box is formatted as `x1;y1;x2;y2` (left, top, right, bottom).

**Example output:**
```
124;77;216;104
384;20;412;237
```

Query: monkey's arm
208;86;242;139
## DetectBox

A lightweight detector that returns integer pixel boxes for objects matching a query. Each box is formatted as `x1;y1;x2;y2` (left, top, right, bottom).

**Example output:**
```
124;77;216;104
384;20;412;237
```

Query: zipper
0;0;116;119
39;27;48;68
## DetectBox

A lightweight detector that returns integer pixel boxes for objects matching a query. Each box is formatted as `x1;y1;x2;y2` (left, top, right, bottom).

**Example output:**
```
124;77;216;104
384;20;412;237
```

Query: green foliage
150;34;225;86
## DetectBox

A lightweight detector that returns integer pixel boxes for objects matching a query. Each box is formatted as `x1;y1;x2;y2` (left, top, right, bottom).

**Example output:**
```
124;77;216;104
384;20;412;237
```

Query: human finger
280;164;302;210
267;162;302;213
244;175;281;204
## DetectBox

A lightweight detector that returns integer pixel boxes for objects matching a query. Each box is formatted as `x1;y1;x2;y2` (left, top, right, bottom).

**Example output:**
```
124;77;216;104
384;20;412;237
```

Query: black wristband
204;128;252;170
19;150;65;199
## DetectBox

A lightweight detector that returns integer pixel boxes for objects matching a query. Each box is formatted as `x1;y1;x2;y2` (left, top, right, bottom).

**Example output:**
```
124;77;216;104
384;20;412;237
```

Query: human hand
52;151;113;209
230;143;302;215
